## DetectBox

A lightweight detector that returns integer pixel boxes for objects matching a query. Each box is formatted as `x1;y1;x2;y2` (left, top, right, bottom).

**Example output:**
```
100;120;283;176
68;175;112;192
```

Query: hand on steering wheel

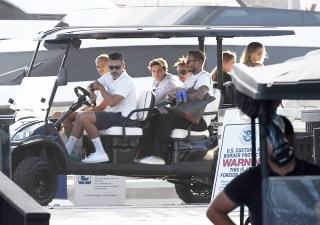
74;86;96;107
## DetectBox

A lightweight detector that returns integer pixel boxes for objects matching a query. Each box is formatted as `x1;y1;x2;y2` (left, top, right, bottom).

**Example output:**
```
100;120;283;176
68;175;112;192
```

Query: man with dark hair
207;116;320;225
137;50;214;164
65;52;137;163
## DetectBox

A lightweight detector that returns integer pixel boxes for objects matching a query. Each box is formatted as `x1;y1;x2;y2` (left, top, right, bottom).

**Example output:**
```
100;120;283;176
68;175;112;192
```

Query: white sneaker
81;152;109;163
138;156;165;165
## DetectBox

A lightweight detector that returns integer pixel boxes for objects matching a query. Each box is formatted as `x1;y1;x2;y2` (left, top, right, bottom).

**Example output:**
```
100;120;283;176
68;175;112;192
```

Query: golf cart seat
83;90;155;163
170;89;221;163
98;90;155;136
170;89;222;140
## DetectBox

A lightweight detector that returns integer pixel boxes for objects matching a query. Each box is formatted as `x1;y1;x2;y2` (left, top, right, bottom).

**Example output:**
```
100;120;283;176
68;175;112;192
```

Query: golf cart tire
13;157;58;206
174;183;212;203
174;151;218;204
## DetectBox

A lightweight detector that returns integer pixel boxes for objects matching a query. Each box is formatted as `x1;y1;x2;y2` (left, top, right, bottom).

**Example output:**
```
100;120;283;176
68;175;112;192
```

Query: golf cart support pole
45;40;72;120
216;36;223;90
259;103;271;225
214;34;248;225
198;36;205;53
26;41;41;77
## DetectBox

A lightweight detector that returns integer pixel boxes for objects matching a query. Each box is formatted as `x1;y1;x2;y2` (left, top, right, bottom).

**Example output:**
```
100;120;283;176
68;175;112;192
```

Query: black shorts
95;112;127;130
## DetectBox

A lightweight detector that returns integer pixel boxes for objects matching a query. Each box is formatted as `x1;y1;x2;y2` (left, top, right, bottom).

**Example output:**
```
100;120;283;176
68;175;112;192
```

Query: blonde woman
240;42;267;67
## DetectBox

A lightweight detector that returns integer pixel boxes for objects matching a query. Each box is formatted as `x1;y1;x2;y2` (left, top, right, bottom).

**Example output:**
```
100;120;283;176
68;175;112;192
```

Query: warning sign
212;109;260;199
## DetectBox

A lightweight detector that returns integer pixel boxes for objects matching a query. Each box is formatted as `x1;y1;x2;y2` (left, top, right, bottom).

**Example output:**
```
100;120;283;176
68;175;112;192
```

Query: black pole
26;41;41;77
240;117;257;225
216;36;223;90
251;117;257;166
45;41;72;121
198;36;205;52
258;102;269;225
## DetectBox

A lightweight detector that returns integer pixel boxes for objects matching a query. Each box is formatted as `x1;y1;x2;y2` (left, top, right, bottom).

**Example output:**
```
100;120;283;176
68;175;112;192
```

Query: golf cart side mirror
57;68;67;86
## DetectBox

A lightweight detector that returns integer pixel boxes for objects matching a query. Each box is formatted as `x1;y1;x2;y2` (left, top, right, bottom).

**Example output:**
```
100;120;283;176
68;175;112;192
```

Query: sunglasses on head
178;70;188;75
108;65;122;70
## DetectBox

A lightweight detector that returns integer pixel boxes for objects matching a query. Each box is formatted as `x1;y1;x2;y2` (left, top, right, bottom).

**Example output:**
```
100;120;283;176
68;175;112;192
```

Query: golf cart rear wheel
175;183;212;203
13;157;58;206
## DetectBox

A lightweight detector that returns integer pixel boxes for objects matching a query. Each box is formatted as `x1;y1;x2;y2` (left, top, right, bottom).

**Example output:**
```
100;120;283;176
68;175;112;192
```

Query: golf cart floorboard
66;160;214;177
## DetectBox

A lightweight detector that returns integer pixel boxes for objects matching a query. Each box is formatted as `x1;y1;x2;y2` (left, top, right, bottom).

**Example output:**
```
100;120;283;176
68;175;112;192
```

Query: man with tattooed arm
137;50;214;165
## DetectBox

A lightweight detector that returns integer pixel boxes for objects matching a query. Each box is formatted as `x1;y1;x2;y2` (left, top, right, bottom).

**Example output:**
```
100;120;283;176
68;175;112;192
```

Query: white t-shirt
98;70;137;119
182;70;214;126
183;75;194;88
94;90;109;112
152;73;179;113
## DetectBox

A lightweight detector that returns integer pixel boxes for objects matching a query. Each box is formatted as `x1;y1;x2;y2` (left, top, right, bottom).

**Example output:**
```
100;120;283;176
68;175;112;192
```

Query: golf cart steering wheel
74;86;96;107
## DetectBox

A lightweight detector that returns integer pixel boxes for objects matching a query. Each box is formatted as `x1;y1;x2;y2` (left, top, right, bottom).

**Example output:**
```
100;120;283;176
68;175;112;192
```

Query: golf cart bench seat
170;89;222;140
170;89;222;163
97;127;142;136
83;90;155;137
83;90;155;163
170;129;209;140
98;89;155;136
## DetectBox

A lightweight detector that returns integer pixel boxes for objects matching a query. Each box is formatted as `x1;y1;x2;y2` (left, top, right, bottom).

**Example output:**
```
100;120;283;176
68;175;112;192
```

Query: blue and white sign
74;175;126;206
212;109;260;199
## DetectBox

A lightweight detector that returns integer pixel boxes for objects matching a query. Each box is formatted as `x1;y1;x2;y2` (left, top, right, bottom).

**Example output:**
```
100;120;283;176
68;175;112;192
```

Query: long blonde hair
240;42;267;66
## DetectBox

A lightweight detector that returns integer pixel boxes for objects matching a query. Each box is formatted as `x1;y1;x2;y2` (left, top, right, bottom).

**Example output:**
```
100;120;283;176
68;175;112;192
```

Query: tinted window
56;6;320;28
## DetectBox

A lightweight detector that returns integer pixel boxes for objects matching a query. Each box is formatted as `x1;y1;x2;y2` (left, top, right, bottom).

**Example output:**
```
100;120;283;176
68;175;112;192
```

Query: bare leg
77;112;109;163
63;111;78;138
51;111;62;119
70;113;85;138
79;111;99;139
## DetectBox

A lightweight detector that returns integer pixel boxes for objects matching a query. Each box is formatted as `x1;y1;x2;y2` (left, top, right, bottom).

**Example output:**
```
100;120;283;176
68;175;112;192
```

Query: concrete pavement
45;176;246;225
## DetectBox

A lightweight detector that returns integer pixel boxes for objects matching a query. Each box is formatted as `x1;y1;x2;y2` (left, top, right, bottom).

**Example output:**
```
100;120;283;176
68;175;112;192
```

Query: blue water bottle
176;90;182;103
181;88;187;103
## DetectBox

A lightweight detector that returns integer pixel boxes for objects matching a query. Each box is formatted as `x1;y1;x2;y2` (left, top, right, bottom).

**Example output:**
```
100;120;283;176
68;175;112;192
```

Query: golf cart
230;50;320;225
6;26;294;206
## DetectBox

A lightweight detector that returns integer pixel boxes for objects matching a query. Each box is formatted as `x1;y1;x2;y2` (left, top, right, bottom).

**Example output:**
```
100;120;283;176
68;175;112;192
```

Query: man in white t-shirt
51;54;110;138
66;52;137;163
137;50;214;165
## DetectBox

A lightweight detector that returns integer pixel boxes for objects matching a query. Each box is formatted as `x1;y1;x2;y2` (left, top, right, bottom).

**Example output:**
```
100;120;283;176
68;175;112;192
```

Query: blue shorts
95;112;134;130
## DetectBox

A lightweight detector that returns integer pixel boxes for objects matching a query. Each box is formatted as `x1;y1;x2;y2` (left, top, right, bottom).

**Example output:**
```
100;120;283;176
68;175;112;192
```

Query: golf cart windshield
10;76;57;119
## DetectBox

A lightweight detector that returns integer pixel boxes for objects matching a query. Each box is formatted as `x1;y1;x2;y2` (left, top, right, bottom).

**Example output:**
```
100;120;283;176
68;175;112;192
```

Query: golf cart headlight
12;130;34;141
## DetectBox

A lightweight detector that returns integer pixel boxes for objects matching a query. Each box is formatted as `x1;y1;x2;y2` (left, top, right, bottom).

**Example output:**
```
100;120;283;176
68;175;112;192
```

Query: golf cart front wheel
175;183;212;204
13;157;58;206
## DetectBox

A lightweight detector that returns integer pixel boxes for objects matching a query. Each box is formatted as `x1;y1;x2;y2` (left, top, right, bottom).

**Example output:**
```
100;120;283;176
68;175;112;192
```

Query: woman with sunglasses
173;56;193;83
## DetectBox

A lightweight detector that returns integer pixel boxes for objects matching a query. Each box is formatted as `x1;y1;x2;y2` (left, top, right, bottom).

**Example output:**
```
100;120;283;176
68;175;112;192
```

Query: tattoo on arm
187;86;209;101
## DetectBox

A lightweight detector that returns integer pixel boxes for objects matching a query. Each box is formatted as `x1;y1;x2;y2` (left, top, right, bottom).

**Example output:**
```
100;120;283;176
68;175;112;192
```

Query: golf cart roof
33;26;294;41
232;50;320;100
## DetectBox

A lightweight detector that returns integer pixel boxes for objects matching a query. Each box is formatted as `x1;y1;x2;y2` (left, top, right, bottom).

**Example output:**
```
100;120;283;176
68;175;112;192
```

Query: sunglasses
108;65;122;70
178;70;188;75
186;59;197;64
